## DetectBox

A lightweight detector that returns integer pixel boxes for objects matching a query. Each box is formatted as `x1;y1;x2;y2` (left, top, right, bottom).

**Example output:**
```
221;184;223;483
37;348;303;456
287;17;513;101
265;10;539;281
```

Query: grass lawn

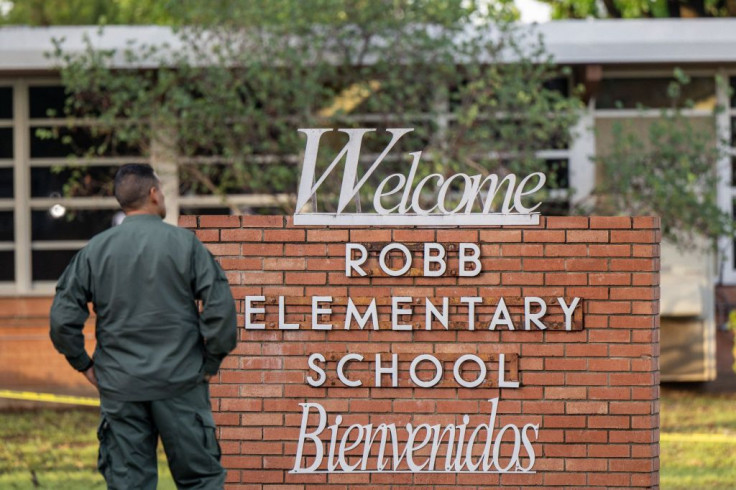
660;388;736;489
0;390;735;488
0;409;175;489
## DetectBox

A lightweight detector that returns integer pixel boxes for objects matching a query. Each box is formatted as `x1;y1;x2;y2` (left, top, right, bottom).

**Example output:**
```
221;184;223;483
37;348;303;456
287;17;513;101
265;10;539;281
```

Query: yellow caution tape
0;389;99;407
661;433;736;443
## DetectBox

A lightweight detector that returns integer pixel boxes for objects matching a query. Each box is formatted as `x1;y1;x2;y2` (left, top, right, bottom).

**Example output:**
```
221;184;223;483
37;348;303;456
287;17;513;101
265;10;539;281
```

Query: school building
0;18;734;398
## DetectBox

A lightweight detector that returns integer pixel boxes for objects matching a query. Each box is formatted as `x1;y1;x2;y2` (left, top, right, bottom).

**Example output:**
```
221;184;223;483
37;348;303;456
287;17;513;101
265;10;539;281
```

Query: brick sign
181;214;660;488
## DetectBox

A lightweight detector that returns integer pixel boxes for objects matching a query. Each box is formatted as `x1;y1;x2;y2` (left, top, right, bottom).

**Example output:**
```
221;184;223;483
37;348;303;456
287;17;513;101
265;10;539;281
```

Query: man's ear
149;186;159;204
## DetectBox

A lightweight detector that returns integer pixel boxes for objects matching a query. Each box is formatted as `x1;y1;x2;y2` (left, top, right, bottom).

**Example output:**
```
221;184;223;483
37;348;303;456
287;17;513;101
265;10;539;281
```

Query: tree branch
602;0;623;18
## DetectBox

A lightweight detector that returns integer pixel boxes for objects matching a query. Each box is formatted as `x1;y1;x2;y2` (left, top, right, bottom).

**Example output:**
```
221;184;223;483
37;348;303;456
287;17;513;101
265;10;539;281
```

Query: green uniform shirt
50;214;237;402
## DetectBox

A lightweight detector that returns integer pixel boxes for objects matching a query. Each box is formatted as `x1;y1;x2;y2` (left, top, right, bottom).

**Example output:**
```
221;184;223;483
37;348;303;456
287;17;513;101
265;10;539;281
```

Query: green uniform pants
98;382;225;489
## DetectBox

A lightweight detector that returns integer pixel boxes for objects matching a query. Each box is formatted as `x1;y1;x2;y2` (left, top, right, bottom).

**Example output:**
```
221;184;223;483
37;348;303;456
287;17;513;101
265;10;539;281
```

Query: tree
542;0;736;18
587;71;733;248
0;0;179;25
49;0;580;214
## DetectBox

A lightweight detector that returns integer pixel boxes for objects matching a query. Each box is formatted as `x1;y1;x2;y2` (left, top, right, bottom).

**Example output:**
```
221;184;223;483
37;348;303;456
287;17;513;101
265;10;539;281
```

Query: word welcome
292;399;538;474
293;128;545;226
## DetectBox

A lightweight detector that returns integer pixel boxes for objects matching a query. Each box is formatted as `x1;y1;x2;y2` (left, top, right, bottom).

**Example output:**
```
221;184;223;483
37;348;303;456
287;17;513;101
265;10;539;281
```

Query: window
0;84;13;286
31;166;116;198
0;74;578;292
32;209;118;241
32;250;79;281
0;252;14;281
29;85;67;119
0;86;11;119
596;77;716;110
0;128;12;159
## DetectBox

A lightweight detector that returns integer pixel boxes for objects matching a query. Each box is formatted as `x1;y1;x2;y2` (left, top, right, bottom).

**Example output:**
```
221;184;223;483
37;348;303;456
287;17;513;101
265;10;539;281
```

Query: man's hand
203;373;212;383
83;366;98;389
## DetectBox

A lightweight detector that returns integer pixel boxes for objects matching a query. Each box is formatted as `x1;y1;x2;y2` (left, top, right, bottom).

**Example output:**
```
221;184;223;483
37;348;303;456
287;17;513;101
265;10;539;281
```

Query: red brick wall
0;298;97;398
181;215;660;489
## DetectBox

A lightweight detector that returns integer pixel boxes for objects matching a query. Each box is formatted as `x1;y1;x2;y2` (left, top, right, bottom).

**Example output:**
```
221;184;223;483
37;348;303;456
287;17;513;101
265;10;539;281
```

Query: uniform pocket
196;412;222;464
96;416;112;481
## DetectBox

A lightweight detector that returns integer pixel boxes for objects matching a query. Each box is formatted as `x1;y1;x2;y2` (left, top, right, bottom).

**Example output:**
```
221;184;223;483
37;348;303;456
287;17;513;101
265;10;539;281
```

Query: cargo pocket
196;411;221;470
96;416;113;482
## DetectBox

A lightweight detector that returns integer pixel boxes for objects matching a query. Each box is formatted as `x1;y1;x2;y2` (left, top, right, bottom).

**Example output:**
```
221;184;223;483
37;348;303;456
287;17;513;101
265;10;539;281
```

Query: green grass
660;389;736;489
0;409;175;489
1;391;735;488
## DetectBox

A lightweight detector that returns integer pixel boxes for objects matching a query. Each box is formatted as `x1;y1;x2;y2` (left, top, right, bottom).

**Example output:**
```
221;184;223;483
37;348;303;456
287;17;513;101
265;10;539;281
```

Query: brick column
181;215;660;489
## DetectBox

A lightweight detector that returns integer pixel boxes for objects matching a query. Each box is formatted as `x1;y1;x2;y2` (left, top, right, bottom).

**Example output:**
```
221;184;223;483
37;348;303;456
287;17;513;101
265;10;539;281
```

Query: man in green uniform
50;164;237;489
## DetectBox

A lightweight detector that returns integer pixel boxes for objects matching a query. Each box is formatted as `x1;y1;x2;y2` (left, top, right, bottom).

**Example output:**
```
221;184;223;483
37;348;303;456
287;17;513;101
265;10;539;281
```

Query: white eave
538;18;736;64
0;25;181;71
1;19;736;71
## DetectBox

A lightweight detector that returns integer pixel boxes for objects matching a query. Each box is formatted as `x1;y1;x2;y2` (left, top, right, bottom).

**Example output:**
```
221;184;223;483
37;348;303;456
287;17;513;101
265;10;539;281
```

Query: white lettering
524;297;547;330
278;295;299;330
345;243;368;277
337;353;363;387
294;128;544;226
411;173;444;215
312;296;333;330
306;353;326;387
453;354;487;389
423;243;447;277
379;243;412;277
345;298;379;330
391;297;413;331
513;173;546;213
489;298;514;330
498;353;520;388
425;297;449;330
375;354;399;387
244;295;265;330
410;354;443;388
558;297;581;331
338;424;365;471
374;173;406;214
291;401;538;474
460;296;482;330
459;243;482;277
293;403;327;472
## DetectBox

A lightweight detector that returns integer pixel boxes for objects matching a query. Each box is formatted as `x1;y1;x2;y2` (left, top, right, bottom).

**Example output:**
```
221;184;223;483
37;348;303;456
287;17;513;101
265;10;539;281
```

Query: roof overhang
0;19;735;72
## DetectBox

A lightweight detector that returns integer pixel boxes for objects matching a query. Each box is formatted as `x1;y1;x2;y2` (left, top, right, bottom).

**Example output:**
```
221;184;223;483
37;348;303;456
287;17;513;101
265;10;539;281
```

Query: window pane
543;77;570;98
731;78;736;108
0;87;12;119
597;77;715;109
0;211;13;241
732;117;736;148
596;117;715;156
545;159;569;189
731;157;736;187
179;164;244;196
0;251;14;281
538;201;569;216
32;249;79;281
30;126;141;158
32;209;118;241
0;128;12;159
0;168;12;198
29;86;67;119
31;166;117;198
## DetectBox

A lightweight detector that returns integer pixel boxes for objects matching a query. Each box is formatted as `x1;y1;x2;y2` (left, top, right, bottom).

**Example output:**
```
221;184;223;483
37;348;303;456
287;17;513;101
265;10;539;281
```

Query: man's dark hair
114;164;159;210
